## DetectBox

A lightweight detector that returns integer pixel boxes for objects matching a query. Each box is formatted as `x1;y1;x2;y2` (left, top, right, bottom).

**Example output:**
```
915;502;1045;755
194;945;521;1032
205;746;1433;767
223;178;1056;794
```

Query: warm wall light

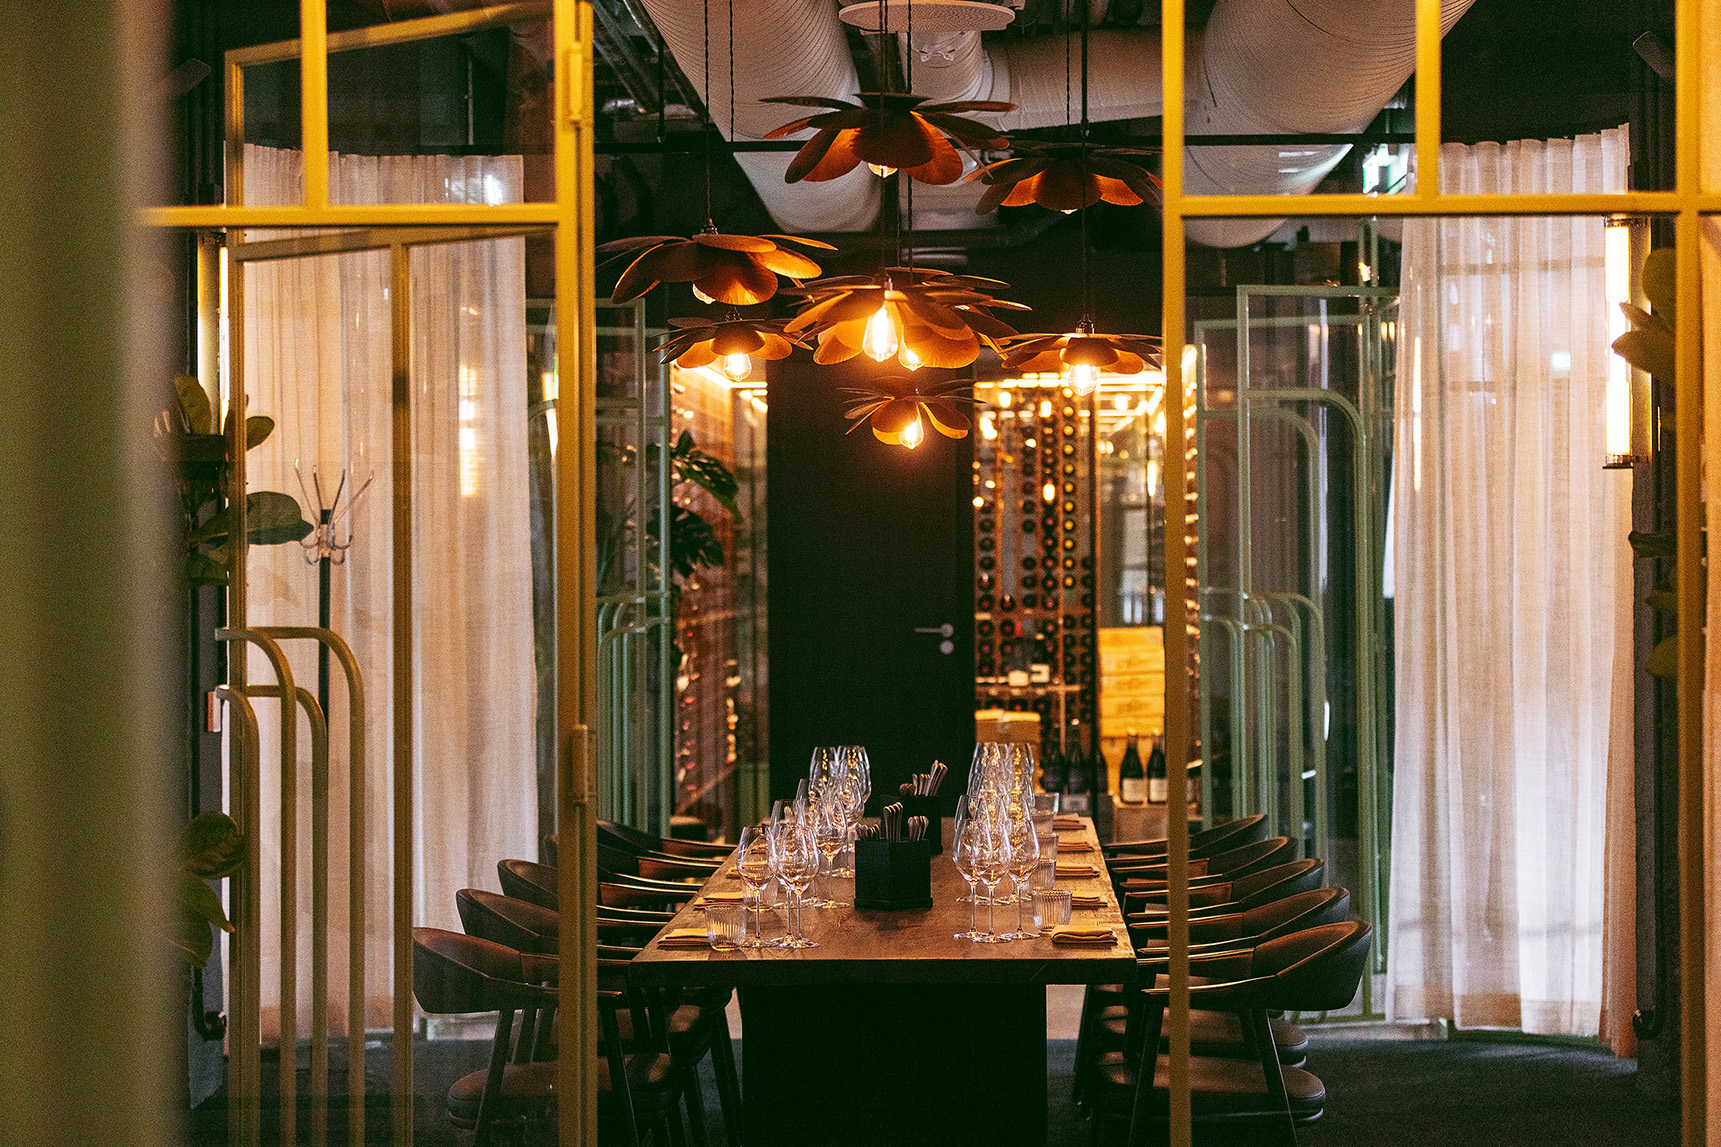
1603;218;1650;469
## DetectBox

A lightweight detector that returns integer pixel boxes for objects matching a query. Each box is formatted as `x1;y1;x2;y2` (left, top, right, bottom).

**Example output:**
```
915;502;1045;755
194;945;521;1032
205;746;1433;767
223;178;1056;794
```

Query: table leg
738;983;1047;1146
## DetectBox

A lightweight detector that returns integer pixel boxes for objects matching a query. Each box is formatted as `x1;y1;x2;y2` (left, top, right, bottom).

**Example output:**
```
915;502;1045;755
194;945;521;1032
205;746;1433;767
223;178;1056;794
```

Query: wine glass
769;819;820;949
811;801;851;908
969;808;1013;944
735;824;779;948
968;741;1003;799
951;798;988;939
1000;804;1041;940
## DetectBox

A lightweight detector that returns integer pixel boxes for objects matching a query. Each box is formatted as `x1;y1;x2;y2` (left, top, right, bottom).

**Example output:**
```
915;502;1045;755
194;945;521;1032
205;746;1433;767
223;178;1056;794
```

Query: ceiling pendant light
970;141;1161;214
657;313;808;382
786;268;1027;370
841;378;977;449
764;92;1015;186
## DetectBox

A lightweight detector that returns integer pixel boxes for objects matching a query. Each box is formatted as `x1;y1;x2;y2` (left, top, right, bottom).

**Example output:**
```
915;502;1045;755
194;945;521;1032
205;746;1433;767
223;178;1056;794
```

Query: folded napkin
1053;815;1085;831
1055;862;1100;879
694;891;744;908
1069;892;1106;909
656;927;715;949
1049;926;1117;947
1057;839;1097;853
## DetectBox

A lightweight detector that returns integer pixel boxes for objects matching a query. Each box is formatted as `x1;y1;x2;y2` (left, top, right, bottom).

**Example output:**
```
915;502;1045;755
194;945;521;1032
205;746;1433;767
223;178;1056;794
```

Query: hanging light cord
905;0;915;279
1079;2;1091;323
702;0;713;224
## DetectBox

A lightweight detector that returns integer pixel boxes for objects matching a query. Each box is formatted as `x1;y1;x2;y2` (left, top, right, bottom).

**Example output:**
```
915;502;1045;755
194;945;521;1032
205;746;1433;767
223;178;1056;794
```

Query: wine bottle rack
971;380;1099;753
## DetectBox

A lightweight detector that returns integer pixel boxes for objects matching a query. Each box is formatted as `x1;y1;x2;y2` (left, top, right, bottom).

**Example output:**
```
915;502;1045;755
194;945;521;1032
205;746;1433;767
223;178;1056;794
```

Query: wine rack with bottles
971;380;1099;755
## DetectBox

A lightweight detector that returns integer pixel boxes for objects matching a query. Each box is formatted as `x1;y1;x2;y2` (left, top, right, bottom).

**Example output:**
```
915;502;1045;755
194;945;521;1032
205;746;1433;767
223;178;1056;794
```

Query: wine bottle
1062;736;1090;815
1040;742;1067;794
1118;731;1145;804
1087;726;1108;802
1147;733;1168;804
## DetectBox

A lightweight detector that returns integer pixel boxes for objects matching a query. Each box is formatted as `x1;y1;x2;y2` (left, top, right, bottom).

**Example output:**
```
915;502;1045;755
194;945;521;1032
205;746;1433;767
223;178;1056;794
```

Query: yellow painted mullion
553;3;598;1145
1159;4;1191;1147
145;203;563;228
1673;2;1705;1145
1166;191;1689;218
1415;0;1441;199
228;2;552;67
301;0;330;209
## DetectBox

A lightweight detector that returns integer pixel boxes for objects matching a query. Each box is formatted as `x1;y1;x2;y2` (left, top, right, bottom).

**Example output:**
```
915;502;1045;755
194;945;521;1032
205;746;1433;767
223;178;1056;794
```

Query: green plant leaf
176;915;215;966
1629;529;1676;559
180;871;234;933
657;504;725;580
184;551;230;585
1643;247;1675;323
245;415;275;451
1612;329;1674;381
1646;634;1679;678
176;373;212;436
671;430;741;517
182;811;245;879
189;491;313;547
246;491;314;545
1619;301;1665;333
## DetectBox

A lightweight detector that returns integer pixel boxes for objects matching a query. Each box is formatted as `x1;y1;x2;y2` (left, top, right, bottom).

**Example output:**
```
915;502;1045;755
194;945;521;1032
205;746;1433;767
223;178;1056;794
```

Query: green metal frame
594;299;674;836
1194;284;1397;1018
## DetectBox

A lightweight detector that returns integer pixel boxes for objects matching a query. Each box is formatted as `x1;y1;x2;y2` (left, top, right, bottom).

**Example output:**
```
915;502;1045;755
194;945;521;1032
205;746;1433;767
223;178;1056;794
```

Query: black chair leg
680;1062;710;1147
1073;985;1102;1105
707;1009;742;1147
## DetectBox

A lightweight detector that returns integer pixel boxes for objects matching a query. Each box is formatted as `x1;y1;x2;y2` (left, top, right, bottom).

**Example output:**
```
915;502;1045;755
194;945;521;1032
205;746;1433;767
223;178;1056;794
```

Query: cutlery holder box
897;795;944;854
854;839;933;910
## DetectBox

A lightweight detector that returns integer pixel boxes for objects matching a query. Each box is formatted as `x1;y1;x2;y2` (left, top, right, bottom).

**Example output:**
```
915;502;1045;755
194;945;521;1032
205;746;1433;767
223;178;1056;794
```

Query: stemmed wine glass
968;741;1003;800
969;807;1013;944
734;824;779;948
769;818;820;949
812;801;851;908
1000;803;1041;940
951;796;987;939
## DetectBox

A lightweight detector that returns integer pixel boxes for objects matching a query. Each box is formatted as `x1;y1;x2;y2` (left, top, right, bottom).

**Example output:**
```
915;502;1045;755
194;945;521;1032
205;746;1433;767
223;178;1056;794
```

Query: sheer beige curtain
1387;128;1634;1040
240;144;537;1038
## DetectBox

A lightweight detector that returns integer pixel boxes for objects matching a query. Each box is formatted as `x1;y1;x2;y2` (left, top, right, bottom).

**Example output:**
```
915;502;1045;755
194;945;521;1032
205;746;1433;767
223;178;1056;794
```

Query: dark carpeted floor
190;1032;1680;1145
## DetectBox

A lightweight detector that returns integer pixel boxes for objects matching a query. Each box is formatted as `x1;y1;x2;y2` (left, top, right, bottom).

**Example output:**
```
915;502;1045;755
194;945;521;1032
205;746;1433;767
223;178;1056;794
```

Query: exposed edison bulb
692;284;716;305
899;344;923;371
719;352;753;383
1042;481;1057;502
900;417;924;449
1071;361;1101;397
868;163;898;178
1059;208;1077;215
862;305;899;363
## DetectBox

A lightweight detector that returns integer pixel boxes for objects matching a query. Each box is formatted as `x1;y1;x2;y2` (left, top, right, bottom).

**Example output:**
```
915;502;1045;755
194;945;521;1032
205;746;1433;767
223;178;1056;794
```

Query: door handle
914;623;955;638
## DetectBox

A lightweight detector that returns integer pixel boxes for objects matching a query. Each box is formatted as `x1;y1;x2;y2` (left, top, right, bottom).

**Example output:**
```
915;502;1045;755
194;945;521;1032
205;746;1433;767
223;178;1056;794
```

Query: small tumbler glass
1033;888;1073;931
705;902;745;951
1032;793;1059;814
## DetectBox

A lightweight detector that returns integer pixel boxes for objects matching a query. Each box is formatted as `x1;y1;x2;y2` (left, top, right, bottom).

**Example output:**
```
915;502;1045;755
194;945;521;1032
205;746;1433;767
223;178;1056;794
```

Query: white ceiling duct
635;0;1474;245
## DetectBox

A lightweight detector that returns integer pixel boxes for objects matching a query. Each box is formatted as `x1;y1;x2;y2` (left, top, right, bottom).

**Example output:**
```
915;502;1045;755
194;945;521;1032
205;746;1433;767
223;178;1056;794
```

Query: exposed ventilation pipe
633;0;881;233
637;0;1474;245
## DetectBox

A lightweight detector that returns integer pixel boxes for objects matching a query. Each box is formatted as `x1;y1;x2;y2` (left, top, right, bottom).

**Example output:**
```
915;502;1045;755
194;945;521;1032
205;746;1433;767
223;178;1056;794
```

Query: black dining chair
1090;921;1373;1146
1102;813;1270;862
1124;857;1326;918
1111;835;1295;888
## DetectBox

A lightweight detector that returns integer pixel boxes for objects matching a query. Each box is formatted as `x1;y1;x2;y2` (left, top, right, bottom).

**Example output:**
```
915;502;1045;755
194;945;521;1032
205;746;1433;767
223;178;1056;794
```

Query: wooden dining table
628;817;1136;1146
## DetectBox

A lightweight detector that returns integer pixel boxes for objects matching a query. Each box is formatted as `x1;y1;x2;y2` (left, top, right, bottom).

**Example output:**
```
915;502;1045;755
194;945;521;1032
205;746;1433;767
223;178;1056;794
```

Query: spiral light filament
862;305;900;363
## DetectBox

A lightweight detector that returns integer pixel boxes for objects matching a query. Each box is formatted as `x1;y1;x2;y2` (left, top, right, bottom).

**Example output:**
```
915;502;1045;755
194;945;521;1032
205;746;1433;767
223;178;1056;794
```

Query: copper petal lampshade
658;315;808;379
969;143;1161;213
998;322;1161;377
785;268;1028;370
599;228;836;305
842;378;976;448
763;93;1015;186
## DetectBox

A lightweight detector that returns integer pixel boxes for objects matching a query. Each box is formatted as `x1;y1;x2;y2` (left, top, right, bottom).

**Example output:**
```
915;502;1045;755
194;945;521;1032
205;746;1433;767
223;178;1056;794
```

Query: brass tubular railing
256;626;369;1147
214;686;262;1147
218;628;299;1147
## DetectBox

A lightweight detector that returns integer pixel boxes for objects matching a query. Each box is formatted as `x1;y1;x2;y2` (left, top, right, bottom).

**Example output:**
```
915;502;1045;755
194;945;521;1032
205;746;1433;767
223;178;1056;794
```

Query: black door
766;354;975;814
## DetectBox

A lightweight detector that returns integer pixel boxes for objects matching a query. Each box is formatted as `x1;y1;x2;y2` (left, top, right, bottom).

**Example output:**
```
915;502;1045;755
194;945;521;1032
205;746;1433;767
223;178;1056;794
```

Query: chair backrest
412;927;544;1015
635;854;720;882
1229;858;1324;909
1204;835;1294;878
498;858;559;910
458;888;559;955
1238;886;1351;941
598;819;661;855
1189;813;1269;858
1251;920;1373;1012
599;880;692;910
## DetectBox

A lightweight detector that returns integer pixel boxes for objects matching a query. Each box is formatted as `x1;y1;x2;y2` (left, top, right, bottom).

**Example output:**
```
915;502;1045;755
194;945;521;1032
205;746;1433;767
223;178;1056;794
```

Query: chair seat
1096;1051;1326;1118
1096;1007;1308;1064
447;1061;559;1128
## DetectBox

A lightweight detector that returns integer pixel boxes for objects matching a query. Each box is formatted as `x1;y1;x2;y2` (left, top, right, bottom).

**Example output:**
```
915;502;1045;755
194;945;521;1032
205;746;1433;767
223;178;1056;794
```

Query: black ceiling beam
594;132;1418;156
